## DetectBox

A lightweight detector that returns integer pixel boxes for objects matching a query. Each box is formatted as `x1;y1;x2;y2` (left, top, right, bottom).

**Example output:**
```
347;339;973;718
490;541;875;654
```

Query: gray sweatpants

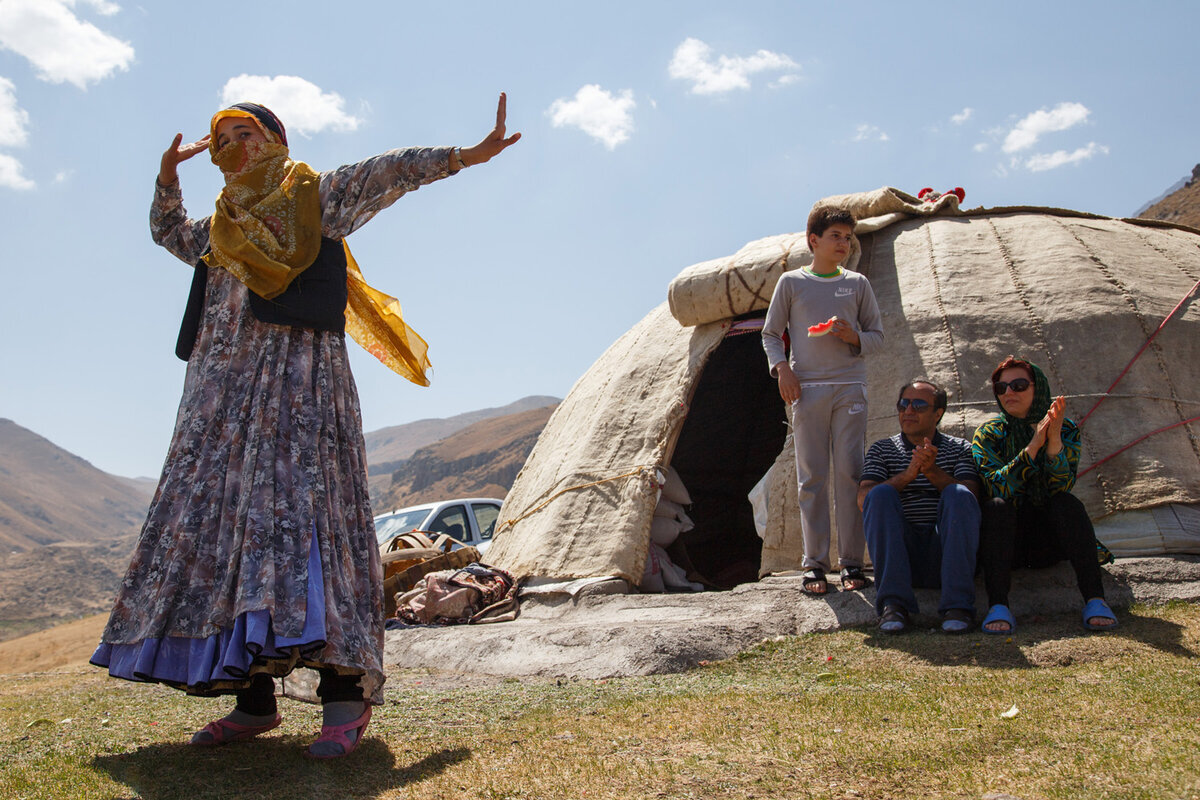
791;383;867;572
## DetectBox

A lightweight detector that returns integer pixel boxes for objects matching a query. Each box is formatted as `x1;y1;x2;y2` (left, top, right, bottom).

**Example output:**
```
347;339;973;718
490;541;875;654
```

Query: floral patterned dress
91;147;457;702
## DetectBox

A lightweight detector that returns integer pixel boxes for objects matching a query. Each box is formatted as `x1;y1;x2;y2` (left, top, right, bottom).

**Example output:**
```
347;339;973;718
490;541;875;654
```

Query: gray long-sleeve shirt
761;268;884;384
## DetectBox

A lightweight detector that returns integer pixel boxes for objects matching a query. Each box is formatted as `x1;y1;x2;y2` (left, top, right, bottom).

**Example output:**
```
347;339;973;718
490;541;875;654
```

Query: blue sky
1;1;1197;478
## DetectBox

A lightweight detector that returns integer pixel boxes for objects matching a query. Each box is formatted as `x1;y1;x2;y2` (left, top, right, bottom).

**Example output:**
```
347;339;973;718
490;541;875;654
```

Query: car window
374;508;434;544
471;503;500;540
428;505;470;543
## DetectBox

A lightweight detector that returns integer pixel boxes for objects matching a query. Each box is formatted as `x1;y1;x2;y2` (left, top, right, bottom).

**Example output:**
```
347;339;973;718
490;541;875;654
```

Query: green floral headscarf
994;360;1053;465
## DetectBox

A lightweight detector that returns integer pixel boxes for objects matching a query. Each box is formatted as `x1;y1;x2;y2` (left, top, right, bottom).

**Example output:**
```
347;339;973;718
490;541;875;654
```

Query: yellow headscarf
205;108;432;386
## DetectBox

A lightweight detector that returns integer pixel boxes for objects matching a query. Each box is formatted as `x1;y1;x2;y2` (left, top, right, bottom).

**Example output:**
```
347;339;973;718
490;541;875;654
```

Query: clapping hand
1027;395;1067;458
907;438;936;478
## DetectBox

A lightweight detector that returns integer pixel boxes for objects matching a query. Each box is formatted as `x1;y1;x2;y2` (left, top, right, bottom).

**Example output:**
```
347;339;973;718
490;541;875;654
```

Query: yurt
484;188;1200;590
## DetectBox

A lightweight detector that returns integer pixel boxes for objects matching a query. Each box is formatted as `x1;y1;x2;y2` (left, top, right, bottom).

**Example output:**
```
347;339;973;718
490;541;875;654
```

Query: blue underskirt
91;533;326;693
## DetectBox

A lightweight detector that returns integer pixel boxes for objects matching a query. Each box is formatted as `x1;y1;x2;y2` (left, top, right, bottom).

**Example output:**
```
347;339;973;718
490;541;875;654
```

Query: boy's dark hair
898;379;948;412
807;206;857;240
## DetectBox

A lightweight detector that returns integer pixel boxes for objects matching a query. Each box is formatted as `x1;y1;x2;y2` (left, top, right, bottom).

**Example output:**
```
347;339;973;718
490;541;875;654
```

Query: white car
373;497;502;554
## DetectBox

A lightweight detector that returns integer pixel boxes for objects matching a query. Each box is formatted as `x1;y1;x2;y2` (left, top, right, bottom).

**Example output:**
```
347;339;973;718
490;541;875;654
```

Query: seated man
858;380;981;634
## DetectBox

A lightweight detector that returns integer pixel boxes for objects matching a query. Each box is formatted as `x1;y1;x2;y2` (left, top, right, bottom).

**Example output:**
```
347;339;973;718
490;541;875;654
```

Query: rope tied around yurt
1077;275;1200;475
497;465;659;533
1080;276;1200;425
1079;415;1200;478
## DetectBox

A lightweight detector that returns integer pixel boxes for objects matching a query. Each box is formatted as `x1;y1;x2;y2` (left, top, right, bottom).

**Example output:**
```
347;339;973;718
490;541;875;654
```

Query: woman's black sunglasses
896;398;931;412
993;378;1032;395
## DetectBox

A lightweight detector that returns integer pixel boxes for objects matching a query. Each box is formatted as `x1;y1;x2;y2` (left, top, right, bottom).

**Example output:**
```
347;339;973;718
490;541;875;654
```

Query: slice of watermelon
807;317;837;337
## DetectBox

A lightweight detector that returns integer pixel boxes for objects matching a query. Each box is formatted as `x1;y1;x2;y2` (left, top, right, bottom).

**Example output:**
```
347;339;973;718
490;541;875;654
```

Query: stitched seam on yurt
1134;229;1199;282
987;219;1062;387
923;223;966;431
1057;218;1198;453
988;217;1117;512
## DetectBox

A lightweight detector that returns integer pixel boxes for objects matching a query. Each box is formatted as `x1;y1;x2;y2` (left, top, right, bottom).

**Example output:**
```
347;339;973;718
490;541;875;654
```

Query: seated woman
971;356;1117;634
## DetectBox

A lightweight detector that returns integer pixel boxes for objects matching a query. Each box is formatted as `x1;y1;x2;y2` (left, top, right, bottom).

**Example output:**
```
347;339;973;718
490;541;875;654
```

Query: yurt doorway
669;317;787;587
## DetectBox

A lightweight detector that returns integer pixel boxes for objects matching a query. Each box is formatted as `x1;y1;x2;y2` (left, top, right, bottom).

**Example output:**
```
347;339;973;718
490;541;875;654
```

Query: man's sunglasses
993;378;1032;395
896;398;931;412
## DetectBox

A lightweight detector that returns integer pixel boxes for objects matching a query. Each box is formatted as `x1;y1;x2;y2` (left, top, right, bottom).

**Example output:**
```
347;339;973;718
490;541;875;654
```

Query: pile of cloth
641;466;705;592
389;563;519;626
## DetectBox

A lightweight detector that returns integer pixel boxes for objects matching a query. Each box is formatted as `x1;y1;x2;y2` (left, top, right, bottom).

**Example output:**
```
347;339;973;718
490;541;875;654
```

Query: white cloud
973;142;988;153
220;75;362;136
0;78;30;148
54;169;72;183
853;124;889;143
0;0;134;89
1002;101;1090;153
951;107;973;125
770;74;801;89
1024;142;1109;172
0;152;34;190
547;84;635;150
669;37;798;95
81;0;120;15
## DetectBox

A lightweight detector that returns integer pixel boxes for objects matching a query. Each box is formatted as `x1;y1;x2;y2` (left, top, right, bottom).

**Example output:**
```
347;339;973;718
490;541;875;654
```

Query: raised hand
159;133;212;186
916;439;939;476
1043;395;1066;456
460;92;522;167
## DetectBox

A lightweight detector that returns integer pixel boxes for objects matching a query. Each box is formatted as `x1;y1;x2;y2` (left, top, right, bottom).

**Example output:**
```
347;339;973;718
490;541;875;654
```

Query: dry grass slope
1139;165;1200;229
0;419;152;552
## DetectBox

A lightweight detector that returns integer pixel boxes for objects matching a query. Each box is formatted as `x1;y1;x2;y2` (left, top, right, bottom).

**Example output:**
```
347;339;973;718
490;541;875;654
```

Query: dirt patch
1024;636;1140;667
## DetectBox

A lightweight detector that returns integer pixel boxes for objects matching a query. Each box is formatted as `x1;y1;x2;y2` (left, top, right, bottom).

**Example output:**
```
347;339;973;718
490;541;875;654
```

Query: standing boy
762;207;884;594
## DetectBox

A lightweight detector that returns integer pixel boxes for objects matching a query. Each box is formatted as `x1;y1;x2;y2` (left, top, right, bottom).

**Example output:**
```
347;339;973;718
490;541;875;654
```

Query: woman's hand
1025;395;1066;459
159;133;212;186
459;92;522;167
1043;395;1066;457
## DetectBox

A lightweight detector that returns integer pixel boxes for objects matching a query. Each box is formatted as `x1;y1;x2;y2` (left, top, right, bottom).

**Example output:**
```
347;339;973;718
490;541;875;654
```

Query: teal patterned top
971;415;1080;506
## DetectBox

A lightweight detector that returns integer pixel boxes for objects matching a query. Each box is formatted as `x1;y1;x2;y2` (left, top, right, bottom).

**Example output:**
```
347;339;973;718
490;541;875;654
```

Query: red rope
1079;414;1200;478
1079;276;1200;425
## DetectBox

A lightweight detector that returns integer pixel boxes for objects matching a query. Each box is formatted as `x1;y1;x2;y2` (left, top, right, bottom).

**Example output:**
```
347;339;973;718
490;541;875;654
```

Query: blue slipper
981;604;1015;635
1082;598;1118;631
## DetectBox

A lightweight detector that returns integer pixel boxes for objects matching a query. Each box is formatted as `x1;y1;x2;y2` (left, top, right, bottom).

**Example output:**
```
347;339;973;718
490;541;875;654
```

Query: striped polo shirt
860;431;979;525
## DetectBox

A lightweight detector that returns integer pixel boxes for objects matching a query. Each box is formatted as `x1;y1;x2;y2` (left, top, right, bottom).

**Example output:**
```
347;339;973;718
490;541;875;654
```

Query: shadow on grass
860;606;1196;668
93;737;471;800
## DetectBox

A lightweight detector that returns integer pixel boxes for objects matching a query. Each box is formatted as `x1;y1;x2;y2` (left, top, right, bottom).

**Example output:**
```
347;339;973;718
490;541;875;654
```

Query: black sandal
879;604;910;634
941;608;973;635
839;566;872;591
801;568;830;595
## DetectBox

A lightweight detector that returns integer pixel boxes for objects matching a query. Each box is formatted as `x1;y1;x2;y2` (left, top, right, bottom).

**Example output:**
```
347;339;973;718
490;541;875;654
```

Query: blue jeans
863;483;980;617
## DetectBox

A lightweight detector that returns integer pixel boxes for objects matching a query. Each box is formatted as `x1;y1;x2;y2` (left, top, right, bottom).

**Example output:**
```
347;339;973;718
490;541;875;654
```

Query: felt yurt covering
486;187;1200;587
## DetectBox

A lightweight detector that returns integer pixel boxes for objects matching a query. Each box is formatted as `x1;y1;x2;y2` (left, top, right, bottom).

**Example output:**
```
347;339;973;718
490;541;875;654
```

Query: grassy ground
1;601;1197;800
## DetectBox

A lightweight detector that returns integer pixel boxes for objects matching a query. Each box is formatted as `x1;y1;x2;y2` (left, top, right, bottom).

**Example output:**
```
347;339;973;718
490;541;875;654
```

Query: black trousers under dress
977;492;1106;607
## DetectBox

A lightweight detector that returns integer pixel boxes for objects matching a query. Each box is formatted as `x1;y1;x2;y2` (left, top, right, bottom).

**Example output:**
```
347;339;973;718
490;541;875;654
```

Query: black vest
176;236;349;361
